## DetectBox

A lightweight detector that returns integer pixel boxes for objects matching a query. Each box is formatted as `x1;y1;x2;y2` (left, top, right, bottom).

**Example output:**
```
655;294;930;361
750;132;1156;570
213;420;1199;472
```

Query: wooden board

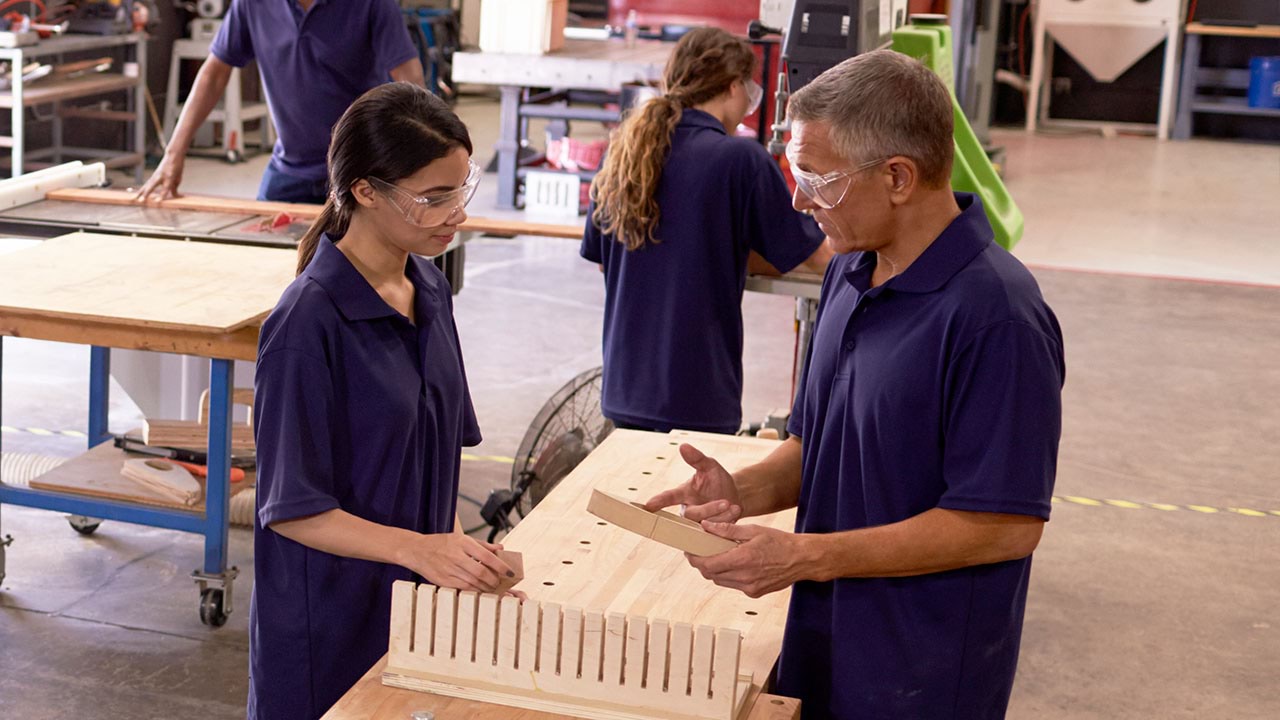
29;441;253;512
44;188;586;239
327;655;800;720
0;232;296;333
0;74;139;108
587;489;738;557
1185;22;1280;39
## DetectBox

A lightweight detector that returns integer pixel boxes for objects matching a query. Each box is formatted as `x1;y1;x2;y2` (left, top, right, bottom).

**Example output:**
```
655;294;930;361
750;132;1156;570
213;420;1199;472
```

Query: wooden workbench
0;232;295;624
324;429;801;719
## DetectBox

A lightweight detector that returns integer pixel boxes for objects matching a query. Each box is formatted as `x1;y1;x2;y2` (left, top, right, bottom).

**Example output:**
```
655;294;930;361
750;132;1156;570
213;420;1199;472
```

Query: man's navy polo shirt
212;0;417;180
779;194;1065;718
581;108;825;433
249;236;481;719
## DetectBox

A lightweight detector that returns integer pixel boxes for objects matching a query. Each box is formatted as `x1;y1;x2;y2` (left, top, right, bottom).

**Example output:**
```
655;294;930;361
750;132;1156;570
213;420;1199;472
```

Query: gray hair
788;49;954;188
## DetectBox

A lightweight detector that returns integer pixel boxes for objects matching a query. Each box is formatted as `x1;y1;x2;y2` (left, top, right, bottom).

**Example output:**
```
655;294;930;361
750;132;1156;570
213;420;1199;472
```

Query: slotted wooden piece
386;582;750;720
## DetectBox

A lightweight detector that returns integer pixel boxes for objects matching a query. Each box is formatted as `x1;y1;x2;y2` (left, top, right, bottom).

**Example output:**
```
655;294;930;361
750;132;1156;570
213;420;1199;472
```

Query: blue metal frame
0;343;236;591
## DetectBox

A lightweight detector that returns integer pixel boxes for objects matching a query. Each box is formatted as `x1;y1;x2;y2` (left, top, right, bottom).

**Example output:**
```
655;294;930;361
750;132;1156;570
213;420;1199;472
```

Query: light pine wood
119;458;201;505
0;74;139;108
0;312;260;360
0;232;295;334
385;583;749;720
1185;22;1280;39
44;187;586;239
587;489;739;557
327;655;801;720
494;549;525;594
142;419;255;451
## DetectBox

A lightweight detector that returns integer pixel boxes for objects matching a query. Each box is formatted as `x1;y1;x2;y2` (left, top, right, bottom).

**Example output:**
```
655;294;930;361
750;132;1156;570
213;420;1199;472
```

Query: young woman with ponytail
583;27;832;435
249;82;516;720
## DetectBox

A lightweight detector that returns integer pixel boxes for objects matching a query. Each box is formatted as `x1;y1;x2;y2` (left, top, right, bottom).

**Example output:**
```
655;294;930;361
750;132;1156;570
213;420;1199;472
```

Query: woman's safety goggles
368;160;480;227
788;156;888;209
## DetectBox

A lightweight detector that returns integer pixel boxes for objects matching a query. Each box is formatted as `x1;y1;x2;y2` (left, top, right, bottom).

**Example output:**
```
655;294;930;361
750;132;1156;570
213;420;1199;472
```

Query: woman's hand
398;533;516;593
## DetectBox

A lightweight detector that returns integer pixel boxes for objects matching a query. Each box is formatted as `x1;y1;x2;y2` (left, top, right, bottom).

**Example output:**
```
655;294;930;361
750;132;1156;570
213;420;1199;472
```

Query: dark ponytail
296;82;473;275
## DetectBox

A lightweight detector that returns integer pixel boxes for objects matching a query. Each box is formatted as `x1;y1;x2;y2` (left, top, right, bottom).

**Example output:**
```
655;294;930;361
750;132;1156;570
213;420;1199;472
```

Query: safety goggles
367;159;480;227
746;79;763;116
788;156;889;209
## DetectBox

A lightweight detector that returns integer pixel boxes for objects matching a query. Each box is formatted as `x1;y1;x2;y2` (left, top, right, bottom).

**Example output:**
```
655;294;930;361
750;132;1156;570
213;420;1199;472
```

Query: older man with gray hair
646;50;1065;718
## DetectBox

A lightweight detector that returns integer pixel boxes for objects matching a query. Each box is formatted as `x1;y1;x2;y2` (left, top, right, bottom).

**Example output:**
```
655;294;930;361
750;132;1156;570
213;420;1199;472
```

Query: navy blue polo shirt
581;109;825;433
779;194;1064;718
249;236;481;720
212;0;417;180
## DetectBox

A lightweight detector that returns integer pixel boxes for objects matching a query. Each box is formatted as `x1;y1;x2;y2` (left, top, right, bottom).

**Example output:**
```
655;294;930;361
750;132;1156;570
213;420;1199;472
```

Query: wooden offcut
120;458;201;505
384;582;749;720
587;489;738;557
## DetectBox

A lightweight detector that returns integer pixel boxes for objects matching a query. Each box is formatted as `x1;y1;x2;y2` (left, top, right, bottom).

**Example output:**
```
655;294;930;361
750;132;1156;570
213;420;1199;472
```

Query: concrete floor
1;101;1278;719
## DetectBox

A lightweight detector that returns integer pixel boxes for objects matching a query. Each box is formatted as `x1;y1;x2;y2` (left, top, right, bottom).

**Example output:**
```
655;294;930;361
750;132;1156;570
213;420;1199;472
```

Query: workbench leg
496;85;521;208
134;36;148;185
11;49;23;177
1173;32;1200;141
204;358;232;576
88;346;111;448
52;101;63;165
0;337;9;584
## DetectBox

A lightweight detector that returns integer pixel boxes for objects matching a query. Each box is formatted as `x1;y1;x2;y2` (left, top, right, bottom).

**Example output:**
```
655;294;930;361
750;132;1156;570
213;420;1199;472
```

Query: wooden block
540;602;561;675
495;549;524;594
433;588;458;659
603;612;626;686
669;622;694;697
142;418;255;452
711;627;743;711
645;618;670;692
414;585;436;658
582;610;605;683
587;489;737;557
517;598;539;671
120;458;200;505
388;581;416;658
562;606;583;678
456;590;479;663
498;595;520;670
624;615;646;690
476;593;500;667
691;625;715;700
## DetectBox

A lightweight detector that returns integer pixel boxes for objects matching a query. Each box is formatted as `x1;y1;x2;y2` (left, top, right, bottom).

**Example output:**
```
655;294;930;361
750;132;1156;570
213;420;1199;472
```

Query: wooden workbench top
0;233;294;359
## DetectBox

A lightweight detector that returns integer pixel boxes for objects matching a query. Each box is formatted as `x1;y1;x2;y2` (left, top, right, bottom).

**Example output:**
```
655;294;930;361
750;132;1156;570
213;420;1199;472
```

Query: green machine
891;17;1024;250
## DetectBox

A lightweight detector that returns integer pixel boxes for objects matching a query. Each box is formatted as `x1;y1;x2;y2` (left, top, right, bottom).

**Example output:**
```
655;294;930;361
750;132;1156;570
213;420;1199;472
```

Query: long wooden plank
1185;22;1280;39
326;655;801;720
45;187;585;238
0;312;260;360
0;233;295;333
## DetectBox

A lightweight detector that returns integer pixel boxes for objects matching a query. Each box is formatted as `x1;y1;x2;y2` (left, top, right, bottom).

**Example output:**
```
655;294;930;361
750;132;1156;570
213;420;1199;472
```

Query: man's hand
134;153;185;203
686;521;814;599
644;444;744;523
398;532;516;593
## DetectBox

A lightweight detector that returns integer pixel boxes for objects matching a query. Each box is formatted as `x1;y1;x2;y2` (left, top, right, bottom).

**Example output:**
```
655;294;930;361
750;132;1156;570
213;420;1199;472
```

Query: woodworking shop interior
0;1;1276;719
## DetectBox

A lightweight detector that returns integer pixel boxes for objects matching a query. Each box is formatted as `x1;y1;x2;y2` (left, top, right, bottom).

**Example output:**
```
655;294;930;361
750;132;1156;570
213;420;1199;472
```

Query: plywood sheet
0;232;296;333
29;441;253;512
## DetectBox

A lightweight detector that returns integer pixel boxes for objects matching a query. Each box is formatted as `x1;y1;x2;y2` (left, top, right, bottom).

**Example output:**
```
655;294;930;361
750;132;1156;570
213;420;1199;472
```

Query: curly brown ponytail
589;27;756;251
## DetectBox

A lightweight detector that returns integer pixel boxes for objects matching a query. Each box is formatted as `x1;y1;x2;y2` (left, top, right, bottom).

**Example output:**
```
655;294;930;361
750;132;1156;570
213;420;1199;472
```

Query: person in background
137;0;425;205
646;50;1065;719
583;27;832;436
249;83;514;720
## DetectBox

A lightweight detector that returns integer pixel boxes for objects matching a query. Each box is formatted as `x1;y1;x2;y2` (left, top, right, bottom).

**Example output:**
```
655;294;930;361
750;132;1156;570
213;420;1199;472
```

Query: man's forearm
389;58;426;88
798;507;1045;581
167;58;234;152
734;436;804;518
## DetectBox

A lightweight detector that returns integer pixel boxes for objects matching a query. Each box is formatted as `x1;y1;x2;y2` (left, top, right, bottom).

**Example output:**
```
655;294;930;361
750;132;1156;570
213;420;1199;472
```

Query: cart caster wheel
225;149;243;164
199;588;229;627
67;515;101;535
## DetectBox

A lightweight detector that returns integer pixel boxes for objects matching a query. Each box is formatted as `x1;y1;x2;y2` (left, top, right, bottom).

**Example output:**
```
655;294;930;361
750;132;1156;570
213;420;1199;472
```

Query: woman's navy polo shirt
780;194;1065;718
249;236;481;719
581;108;825;433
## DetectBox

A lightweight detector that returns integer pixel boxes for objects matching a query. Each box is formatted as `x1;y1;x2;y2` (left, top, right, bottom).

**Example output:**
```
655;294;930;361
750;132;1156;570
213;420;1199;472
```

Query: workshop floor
1;103;1278;719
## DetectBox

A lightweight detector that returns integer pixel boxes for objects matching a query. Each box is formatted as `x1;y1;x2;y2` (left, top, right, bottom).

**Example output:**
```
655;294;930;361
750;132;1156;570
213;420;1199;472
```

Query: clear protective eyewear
745;79;764;116
788;156;889;209
368;159;480;227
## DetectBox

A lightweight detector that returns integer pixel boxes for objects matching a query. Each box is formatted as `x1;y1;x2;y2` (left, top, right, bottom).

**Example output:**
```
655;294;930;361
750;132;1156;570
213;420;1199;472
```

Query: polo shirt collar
679;108;726;134
304;234;440;322
845;193;992;295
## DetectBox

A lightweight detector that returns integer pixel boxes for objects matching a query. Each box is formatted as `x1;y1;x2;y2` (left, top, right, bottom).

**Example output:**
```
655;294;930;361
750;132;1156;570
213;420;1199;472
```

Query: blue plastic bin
1247;56;1280;109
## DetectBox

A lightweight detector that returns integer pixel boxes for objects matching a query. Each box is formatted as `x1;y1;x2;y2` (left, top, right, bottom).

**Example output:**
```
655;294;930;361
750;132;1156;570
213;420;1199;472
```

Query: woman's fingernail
507;571;515;578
